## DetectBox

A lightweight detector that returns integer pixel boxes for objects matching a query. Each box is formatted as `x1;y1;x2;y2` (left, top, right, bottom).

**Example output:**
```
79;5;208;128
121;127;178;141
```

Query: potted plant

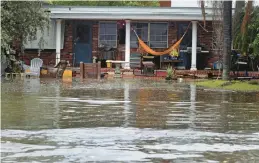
165;65;176;80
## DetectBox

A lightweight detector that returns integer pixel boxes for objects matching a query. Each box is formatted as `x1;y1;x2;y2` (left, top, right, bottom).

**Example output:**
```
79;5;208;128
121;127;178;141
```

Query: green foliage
49;0;159;7
248;80;259;85
196;80;259;91
234;6;259;57
166;66;175;80
1;1;50;57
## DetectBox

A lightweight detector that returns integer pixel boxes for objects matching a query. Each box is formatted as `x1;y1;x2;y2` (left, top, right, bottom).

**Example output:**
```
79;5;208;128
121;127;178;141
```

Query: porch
66;67;259;79
23;5;215;71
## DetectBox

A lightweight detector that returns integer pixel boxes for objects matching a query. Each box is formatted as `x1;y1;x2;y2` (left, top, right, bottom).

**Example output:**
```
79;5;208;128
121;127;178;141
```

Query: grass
196;80;259;91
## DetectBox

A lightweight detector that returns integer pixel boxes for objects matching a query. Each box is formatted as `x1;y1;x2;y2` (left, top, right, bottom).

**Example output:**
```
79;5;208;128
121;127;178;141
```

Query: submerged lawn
196;80;259;91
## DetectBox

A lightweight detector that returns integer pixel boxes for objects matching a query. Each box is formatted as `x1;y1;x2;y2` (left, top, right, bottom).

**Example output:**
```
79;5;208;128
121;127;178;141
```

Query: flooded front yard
1;78;259;162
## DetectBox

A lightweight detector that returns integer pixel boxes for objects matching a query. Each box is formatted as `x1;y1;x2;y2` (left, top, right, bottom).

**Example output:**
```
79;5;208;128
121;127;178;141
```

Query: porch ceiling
47;6;215;21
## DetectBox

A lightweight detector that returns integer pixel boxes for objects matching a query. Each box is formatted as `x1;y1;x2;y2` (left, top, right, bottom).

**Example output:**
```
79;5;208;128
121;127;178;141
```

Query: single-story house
22;4;221;70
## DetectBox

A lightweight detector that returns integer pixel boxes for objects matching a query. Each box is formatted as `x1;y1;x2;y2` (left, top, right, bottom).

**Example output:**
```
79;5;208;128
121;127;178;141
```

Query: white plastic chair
25;58;43;77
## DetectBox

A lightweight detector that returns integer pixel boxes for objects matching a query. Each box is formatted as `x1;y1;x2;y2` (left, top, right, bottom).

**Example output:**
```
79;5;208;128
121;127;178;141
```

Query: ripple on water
1;128;259;162
1;79;259;162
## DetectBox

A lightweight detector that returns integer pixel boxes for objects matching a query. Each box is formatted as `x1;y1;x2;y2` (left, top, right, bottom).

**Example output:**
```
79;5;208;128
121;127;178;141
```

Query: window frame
98;21;118;48
149;22;169;49
130;21;168;49
130;22;149;48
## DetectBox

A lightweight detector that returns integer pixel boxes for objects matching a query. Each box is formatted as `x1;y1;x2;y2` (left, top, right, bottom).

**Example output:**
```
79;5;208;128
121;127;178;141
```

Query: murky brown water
1;78;259;162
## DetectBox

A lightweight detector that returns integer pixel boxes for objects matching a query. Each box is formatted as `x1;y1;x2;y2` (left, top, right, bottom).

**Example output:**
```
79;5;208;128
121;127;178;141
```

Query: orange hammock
132;22;191;56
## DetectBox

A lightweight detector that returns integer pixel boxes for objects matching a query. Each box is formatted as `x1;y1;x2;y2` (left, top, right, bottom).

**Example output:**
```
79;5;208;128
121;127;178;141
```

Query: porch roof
47;6;215;21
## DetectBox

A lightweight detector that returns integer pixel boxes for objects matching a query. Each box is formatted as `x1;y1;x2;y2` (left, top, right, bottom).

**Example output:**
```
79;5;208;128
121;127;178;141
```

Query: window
149;23;168;48
130;23;148;48
130;22;168;48
178;23;192;49
99;22;117;48
76;25;90;43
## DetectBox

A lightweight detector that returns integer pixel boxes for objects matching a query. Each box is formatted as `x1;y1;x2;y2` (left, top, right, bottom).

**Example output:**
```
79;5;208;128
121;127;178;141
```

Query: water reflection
53;83;60;129
24;78;40;93
123;82;130;127
1;78;259;162
189;84;196;129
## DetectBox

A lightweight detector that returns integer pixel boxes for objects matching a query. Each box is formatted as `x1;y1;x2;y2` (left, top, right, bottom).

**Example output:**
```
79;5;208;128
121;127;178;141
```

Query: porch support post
124;20;131;69
191;21;198;71
56;19;62;65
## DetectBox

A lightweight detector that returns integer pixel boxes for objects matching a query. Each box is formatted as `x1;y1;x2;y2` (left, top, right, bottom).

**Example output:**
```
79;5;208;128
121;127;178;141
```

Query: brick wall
20;51;56;66
198;21;213;50
60;20;74;64
197;21;219;68
61;20;73;54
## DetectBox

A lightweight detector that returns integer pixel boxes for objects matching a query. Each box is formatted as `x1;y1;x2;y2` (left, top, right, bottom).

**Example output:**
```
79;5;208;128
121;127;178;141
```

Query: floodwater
1;78;259;163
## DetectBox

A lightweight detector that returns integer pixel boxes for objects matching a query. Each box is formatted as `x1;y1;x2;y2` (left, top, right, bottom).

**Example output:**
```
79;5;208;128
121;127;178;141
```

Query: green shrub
248;80;259;85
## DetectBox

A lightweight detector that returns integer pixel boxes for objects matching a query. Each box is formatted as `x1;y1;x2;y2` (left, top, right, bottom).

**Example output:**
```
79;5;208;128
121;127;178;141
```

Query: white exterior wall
24;19;65;50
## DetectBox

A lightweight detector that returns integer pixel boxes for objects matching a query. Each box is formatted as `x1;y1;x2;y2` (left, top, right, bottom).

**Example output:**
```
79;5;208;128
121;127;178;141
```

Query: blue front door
74;22;92;65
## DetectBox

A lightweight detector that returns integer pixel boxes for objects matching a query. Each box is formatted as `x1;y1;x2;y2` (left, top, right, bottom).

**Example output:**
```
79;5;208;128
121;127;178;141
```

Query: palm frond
241;0;253;35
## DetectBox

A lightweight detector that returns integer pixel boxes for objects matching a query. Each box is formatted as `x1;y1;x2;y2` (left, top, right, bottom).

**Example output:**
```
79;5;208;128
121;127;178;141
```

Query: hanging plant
117;20;125;29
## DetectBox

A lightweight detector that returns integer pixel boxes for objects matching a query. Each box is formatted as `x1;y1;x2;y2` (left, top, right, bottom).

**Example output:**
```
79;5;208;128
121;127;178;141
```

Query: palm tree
199;1;256;79
222;1;232;80
199;0;231;80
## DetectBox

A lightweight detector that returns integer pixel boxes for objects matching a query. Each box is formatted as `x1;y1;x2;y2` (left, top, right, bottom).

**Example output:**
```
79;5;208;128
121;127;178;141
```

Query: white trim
191;21;197;71
98;21;118;48
52;13;213;21
48;6;216;21
56;19;62;65
124;19;131;69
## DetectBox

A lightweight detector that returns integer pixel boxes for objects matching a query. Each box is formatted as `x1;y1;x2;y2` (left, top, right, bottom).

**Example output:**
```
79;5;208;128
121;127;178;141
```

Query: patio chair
130;53;143;75
25;58;43;78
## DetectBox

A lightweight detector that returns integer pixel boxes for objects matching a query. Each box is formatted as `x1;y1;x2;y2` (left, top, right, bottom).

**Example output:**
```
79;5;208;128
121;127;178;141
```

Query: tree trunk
222;1;232;80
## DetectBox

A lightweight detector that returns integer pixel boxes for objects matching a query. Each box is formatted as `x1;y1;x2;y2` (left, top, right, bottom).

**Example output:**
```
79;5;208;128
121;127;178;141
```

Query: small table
161;60;183;69
110;61;129;78
142;61;155;76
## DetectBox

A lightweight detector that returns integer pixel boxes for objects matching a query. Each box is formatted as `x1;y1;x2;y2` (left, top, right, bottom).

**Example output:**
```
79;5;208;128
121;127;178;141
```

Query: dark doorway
178;23;192;69
119;26;125;44
73;22;92;65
